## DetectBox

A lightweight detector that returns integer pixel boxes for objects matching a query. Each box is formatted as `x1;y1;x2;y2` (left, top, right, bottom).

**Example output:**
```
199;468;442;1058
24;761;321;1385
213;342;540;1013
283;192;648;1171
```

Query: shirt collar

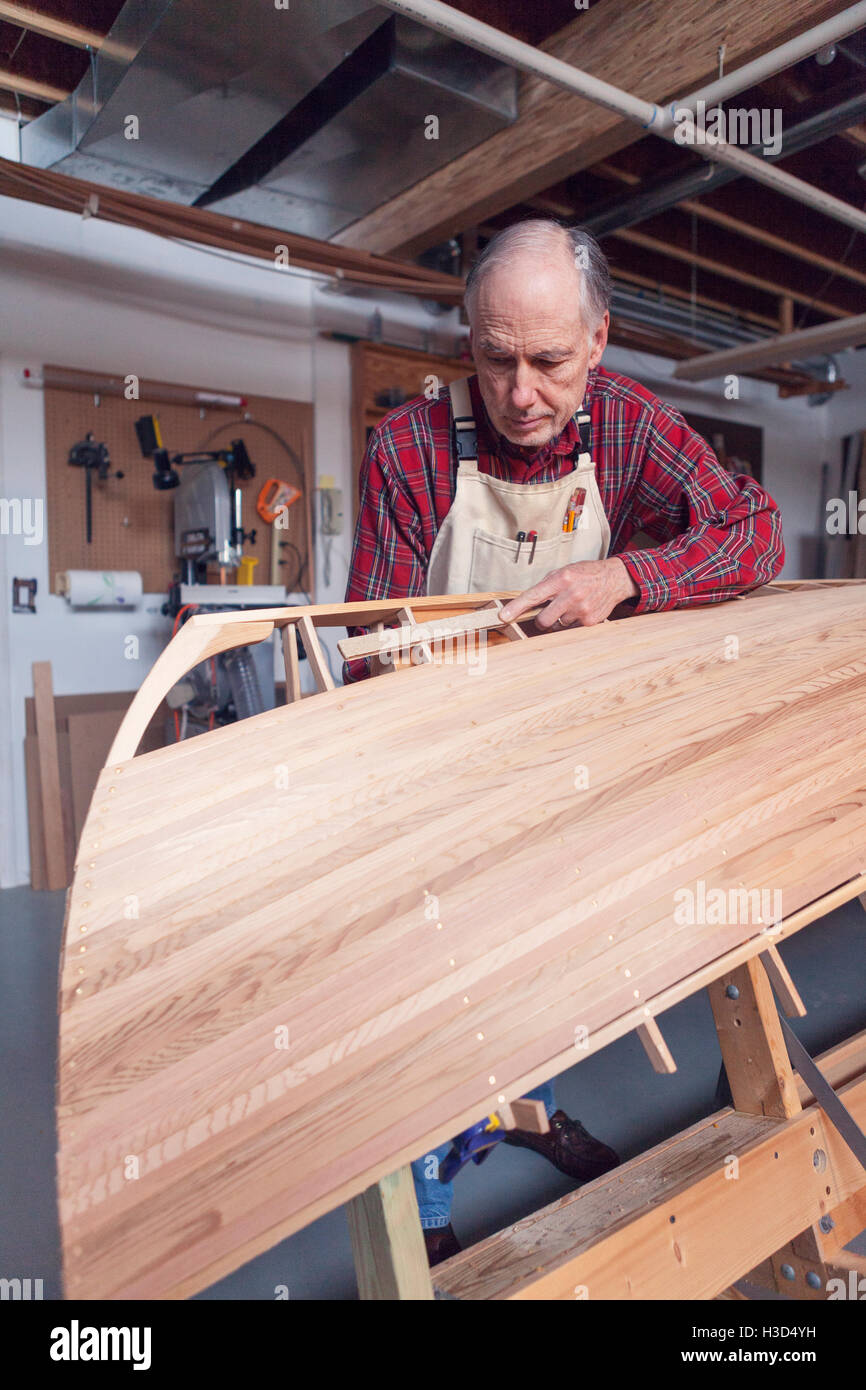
469;372;595;466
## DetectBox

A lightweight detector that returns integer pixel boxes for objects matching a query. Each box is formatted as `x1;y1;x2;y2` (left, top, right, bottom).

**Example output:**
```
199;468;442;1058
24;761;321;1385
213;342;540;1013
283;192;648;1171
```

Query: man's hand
499;556;639;630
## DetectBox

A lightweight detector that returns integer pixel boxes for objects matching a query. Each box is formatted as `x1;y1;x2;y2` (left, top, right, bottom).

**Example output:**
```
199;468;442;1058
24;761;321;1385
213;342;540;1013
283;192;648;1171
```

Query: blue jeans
411;1082;557;1229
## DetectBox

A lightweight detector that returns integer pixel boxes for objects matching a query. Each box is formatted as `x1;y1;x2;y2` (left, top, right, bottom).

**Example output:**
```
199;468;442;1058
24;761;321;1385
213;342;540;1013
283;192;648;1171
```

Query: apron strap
576;407;591;457
450;376;592;466
449;377;478;466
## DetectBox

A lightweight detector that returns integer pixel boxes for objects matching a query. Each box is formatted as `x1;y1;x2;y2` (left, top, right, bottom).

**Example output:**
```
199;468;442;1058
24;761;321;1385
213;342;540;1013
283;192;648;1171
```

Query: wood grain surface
56;583;866;1298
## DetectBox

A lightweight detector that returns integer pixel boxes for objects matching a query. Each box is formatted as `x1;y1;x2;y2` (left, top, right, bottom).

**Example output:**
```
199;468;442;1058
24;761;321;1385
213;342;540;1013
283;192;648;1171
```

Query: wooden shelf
349;339;473;520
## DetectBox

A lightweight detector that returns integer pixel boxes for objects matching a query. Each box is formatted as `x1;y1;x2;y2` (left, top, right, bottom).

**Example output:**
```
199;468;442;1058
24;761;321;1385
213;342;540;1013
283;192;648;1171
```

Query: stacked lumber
56;583;866;1298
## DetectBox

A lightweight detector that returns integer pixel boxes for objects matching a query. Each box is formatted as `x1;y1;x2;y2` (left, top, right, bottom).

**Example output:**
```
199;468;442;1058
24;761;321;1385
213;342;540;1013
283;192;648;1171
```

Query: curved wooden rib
107;615;275;763
108;593;522;761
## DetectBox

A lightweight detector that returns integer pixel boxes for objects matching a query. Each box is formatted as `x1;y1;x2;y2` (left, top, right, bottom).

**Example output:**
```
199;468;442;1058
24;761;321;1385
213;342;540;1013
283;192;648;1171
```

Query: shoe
423;1223;462;1267
502;1109;619;1183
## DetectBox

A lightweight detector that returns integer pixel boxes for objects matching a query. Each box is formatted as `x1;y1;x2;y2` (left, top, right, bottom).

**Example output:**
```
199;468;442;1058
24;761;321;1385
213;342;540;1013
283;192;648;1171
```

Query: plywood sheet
67;712;126;842
56;584;866;1298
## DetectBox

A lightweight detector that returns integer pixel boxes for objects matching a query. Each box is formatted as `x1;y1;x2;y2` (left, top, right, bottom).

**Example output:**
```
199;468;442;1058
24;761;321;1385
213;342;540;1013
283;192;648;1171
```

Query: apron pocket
468;528;584;591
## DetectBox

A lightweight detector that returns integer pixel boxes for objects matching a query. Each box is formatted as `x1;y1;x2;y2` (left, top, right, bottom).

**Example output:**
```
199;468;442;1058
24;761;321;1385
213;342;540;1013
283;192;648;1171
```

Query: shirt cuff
617;551;668;614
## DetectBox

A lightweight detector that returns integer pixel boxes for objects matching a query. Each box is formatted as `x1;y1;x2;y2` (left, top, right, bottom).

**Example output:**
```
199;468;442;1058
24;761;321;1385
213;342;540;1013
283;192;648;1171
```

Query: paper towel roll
59;570;143;608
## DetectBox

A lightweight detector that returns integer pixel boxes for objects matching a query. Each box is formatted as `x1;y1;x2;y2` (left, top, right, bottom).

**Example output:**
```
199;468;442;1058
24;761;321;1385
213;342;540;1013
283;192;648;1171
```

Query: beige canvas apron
427;377;611;594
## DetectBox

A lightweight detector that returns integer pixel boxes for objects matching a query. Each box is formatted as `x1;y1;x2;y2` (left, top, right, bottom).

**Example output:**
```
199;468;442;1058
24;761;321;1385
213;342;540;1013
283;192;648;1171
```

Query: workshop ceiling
3;0;866;391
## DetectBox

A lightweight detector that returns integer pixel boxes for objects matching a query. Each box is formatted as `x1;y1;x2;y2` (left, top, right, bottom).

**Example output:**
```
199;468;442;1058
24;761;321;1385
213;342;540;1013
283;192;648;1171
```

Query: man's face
469;254;608;452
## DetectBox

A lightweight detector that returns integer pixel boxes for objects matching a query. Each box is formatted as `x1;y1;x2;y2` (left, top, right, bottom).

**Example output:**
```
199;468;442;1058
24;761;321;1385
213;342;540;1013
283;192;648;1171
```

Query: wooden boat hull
56;582;866;1298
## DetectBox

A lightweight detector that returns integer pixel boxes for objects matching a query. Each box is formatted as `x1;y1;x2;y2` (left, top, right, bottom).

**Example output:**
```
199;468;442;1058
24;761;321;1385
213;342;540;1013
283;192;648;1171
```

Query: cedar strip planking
57;584;866;1297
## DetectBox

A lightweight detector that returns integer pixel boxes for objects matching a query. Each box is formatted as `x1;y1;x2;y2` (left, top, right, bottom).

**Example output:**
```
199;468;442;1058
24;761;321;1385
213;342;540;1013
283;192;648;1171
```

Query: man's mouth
509;416;549;431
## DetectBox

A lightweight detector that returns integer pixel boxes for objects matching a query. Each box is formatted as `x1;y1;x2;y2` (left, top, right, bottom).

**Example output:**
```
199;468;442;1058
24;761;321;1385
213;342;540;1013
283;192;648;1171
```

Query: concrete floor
2;884;864;1300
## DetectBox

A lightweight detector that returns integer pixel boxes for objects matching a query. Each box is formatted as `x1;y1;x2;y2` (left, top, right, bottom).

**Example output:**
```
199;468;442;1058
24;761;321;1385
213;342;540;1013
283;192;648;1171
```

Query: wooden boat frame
69;580;866;1300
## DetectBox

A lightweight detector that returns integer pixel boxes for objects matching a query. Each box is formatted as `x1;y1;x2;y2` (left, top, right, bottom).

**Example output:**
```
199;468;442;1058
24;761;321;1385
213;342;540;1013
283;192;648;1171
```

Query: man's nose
510;363;538;409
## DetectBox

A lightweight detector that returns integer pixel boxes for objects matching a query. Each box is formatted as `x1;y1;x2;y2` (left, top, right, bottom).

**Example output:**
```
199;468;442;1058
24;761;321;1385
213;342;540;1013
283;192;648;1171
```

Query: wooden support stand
347;913;866;1302
346;1166;434;1301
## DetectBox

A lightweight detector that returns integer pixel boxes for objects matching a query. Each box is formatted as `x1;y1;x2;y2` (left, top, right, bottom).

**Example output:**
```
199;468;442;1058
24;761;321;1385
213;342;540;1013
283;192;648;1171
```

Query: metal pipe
377;0;866;235
611;291;762;350
584;77;866;237
673;3;866;113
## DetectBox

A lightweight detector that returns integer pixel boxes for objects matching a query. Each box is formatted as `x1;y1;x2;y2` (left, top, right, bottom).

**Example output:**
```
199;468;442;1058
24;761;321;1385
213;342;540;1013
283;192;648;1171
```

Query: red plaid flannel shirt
343;365;784;682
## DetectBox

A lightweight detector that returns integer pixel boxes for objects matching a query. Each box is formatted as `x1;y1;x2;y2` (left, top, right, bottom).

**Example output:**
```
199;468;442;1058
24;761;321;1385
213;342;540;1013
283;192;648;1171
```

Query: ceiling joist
0;2;106;50
673;312;866;379
610;226;851;319
333;0;859;256
0;66;69;102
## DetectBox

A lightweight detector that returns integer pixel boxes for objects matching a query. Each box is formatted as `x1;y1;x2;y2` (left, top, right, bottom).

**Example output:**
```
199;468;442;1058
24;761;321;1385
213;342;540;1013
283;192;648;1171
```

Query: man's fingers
499;575;561;622
534;597;571;630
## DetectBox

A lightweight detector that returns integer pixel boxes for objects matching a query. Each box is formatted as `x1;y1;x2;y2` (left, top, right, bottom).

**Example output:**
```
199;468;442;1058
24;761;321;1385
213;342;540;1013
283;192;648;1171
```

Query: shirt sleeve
341;427;428;684
616;408;785;613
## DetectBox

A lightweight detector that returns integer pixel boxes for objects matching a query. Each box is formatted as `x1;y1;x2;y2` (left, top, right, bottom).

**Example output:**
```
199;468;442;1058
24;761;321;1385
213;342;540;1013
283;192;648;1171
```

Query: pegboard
44;367;314;595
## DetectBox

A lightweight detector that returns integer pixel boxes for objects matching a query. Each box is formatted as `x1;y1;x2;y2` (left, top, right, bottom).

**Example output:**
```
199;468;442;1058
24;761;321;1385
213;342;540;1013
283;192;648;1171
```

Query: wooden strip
296;615;335;693
759;944;807;1018
636;1018;676;1074
32;661;67;890
189;592;520;630
346;1166;433;1301
281;625;302;704
707;959;801;1119
56;729;76;885
508;1098;549;1134
23;734;47;891
338;604;541;659
468;875;866;1134
809;1189;866;1256
613;227;849;319
485;598;527;642
396;607;432;665
0;66;69;103
827;1251;866;1279
0;3;107;50
370;622;397;678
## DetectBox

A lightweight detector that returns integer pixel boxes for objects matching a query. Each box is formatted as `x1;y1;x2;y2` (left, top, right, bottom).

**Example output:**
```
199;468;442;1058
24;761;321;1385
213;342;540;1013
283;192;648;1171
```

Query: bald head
466;220;610;452
464;220;610;336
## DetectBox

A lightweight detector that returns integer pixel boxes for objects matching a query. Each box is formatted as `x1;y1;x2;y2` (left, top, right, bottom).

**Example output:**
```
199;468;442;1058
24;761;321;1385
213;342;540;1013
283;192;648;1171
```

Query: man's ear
589;312;609;369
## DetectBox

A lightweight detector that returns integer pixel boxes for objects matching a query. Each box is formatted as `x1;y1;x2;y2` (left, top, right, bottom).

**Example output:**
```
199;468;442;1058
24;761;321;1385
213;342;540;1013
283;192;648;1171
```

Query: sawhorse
347;879;866;1301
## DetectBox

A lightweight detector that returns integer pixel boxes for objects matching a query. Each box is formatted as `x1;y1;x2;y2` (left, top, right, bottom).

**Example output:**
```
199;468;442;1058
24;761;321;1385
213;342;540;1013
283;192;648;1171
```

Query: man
343;219;784;1263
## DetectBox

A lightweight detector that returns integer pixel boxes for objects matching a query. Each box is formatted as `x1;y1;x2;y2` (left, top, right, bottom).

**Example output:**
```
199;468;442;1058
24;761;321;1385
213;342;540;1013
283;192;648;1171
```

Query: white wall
825;348;866;446
603;342;832;579
0;195;457;886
